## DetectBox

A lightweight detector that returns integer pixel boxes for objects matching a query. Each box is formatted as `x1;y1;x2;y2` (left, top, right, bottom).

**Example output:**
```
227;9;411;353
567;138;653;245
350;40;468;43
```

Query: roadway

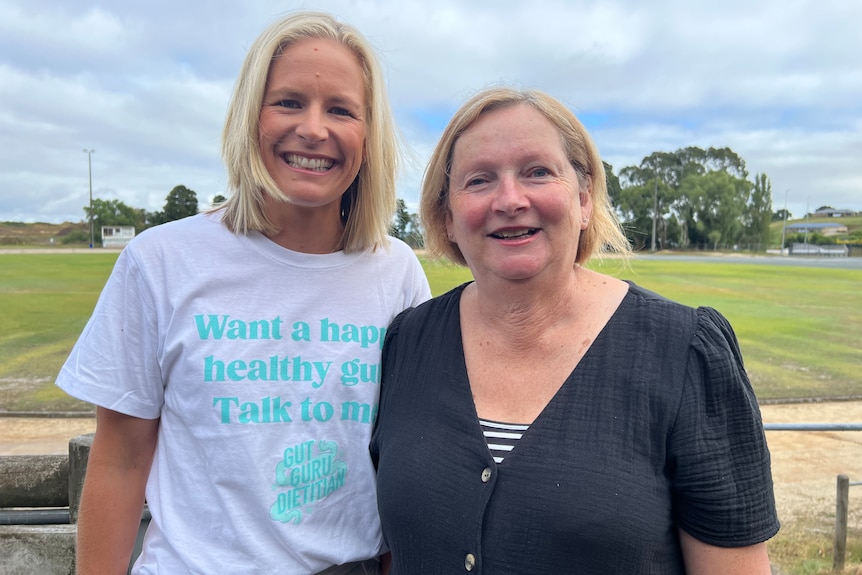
637;253;862;270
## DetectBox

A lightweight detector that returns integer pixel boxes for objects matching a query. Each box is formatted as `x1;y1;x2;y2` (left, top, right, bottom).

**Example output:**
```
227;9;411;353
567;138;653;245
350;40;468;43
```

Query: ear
445;212;455;243
579;181;593;229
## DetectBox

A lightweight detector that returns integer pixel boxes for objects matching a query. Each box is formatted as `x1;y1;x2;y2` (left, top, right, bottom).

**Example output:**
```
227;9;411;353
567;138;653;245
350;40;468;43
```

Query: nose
491;174;529;215
296;106;328;143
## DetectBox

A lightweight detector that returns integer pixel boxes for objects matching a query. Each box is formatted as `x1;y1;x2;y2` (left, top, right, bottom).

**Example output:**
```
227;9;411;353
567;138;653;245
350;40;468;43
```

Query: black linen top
370;282;779;574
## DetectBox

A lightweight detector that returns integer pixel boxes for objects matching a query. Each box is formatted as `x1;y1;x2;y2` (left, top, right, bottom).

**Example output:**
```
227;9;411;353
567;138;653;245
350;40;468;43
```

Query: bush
61;230;90;244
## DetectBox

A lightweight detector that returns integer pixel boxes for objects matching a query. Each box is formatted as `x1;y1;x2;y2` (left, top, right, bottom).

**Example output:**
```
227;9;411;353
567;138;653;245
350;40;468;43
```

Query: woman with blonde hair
58;11;429;574
372;87;778;574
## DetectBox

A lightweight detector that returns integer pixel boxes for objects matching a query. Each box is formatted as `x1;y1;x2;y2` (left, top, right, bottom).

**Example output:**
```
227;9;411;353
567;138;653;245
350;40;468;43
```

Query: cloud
0;0;859;224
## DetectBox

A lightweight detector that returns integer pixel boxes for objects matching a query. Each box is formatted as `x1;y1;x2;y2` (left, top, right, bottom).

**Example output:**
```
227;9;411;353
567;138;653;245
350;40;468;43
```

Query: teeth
493;229;535;239
285;154;333;171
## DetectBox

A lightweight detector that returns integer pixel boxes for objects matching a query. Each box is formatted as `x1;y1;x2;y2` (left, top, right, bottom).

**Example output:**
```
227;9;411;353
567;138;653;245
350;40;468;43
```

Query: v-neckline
453;282;633;465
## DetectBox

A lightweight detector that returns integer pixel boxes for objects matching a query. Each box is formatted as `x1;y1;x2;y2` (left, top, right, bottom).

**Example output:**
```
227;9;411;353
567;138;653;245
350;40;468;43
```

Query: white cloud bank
0;0;858;223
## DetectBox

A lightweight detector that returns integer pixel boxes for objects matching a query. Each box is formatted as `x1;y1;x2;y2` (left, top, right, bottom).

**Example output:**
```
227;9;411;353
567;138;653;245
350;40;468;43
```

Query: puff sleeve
668;307;780;546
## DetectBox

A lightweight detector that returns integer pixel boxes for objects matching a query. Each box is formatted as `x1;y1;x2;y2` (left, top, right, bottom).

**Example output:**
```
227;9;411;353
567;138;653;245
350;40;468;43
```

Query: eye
329;107;354;117
529;166;552;178
276;99;301;109
466;176;488;187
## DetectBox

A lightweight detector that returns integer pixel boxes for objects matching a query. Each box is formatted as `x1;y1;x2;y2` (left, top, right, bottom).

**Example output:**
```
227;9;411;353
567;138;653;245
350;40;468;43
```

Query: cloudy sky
1;0;859;224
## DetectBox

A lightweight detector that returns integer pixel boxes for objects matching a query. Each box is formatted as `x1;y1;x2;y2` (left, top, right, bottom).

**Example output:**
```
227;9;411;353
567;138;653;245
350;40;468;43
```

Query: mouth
489;228;539;240
283;154;334;172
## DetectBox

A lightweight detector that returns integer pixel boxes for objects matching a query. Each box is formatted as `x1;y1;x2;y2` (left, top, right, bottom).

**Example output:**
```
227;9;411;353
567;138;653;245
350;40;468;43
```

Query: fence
764;423;862;572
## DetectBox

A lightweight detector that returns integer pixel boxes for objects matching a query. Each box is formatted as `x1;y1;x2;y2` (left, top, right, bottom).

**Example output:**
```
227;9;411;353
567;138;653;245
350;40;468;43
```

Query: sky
1;0;860;225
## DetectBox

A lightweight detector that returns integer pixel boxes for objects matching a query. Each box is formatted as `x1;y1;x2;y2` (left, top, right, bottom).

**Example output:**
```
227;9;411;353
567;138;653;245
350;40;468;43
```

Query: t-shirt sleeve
55;246;164;419
668;306;780;547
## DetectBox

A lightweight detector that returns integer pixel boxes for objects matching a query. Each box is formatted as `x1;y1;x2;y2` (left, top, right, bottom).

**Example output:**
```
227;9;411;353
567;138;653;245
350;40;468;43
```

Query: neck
264;200;344;253
467;266;586;342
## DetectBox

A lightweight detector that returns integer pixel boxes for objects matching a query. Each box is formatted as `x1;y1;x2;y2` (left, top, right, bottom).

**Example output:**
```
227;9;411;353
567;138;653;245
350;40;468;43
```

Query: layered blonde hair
421;87;631;265
218;11;398;252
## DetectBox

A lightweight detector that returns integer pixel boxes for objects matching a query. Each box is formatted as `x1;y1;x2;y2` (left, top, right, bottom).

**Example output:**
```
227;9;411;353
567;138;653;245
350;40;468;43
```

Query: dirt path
0;416;96;455
2;401;862;528
760;401;862;528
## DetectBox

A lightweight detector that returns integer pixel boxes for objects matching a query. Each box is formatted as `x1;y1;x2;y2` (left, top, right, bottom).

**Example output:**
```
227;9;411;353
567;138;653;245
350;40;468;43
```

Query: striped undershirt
479;419;530;464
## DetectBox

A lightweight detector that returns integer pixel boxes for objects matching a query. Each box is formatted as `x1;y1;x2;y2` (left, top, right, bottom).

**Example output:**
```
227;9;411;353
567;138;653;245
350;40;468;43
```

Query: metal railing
764;423;862;431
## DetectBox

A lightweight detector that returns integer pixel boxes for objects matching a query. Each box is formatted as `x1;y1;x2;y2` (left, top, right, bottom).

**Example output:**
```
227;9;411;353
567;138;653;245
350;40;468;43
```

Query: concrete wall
0;435;89;574
0;525;76;575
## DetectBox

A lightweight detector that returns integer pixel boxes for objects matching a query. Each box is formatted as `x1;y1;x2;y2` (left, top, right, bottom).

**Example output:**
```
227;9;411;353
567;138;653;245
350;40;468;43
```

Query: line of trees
72;185;200;244
611;146;774;252
77;186;430;248
390;146;778;253
84;149;783;253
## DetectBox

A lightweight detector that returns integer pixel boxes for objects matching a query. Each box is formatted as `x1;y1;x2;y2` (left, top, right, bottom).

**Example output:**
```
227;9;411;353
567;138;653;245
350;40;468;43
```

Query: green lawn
1;252;860;411
423;255;862;401
592;259;861;400
0;253;117;410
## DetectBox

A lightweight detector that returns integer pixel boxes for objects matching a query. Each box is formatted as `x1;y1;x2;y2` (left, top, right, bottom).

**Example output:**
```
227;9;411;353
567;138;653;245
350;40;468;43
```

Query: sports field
1;251;860;411
422;254;862;402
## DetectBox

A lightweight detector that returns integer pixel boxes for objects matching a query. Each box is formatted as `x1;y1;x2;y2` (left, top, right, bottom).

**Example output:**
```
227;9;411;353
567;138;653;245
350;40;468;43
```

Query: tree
603;162;621;204
772;209;792;222
159;185;199;223
742;173;773;251
614;180;654;250
618;151;685;250
390;199;423;248
211;194;227;206
707;230;722;251
84;199;145;243
617;146;770;251
682;171;747;249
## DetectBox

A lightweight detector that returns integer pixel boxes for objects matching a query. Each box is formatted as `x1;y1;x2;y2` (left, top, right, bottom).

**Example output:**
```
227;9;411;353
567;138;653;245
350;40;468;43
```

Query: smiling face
446;104;592;283
258;38;366;220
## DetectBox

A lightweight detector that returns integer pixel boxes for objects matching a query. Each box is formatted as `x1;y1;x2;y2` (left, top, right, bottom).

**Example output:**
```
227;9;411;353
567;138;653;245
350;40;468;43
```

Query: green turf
588;259;862;400
0;253;118;410
421;254;862;402
1;252;860;410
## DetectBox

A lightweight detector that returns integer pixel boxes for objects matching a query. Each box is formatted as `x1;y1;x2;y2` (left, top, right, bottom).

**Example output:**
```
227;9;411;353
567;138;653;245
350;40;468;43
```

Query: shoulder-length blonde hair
421;86;631;265
217;11;398;252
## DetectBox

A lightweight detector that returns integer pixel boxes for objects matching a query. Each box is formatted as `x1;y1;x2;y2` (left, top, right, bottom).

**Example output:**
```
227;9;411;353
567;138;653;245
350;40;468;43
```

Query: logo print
270;440;347;524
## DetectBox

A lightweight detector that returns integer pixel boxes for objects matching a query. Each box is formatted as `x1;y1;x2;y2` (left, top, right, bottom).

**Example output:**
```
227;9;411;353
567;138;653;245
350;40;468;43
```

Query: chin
491;264;545;282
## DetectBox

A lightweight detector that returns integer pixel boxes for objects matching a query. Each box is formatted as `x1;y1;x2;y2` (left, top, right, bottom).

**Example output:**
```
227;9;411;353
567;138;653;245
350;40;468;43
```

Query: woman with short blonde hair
421;86;631;266
220;10;400;252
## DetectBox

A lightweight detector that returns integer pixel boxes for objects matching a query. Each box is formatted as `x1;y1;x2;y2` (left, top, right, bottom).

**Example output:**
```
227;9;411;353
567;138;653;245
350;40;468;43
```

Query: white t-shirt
57;212;430;574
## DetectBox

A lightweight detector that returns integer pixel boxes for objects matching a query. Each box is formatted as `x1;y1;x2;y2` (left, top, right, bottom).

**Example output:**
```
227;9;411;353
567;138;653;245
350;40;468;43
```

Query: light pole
780;189;789;255
650;163;658;252
83;149;94;248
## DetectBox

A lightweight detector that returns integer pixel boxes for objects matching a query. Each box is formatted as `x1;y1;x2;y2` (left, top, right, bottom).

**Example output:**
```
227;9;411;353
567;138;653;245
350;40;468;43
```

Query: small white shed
101;225;135;248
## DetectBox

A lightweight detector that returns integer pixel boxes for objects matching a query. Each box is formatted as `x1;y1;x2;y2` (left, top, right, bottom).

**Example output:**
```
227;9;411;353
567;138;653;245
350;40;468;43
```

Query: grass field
0;253;116;410
1;250;861;574
423;254;862;402
1;251;860;411
588;258;862;401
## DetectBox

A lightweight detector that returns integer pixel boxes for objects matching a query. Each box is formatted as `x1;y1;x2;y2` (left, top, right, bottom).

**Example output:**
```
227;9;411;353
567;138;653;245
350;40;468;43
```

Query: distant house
810;208;857;218
784;222;848;236
101;225;135;249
